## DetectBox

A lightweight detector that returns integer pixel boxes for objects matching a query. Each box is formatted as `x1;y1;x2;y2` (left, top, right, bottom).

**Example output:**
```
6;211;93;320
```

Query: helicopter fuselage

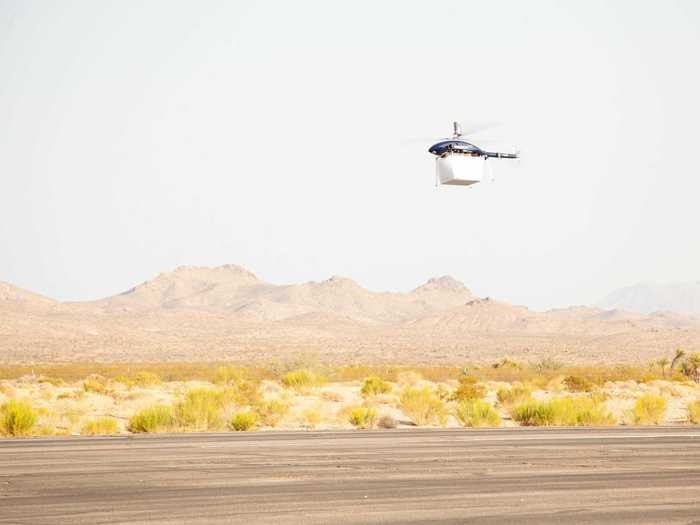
428;139;518;159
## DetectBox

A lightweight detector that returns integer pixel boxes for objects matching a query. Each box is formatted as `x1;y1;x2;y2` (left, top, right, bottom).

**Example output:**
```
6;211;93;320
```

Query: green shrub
631;394;667;425
229;411;259;431
399;386;448;426
213;365;245;386
511;397;614;427
496;384;532;406
688;399;700;424
0;400;37;437
134;371;161;387
451;375;486;401
454;400;501;427
175;388;225;431
574;398;616;426
281;369;325;393
81;417;118;436
255;399;290;427
361;376;391;397
83;375;107;394
127;404;175;433
348;406;377;429
563;375;594;392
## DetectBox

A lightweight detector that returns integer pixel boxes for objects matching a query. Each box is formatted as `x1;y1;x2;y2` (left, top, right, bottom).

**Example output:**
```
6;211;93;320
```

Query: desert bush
83;375;107;394
451;376;486;401
511;397;614;427
680;353;700;383
127;404;176;433
112;375;134;389
348;406;377;429
630;394;667;425
213;365;245;386
563;375;594;392
229;411;259;431
496;384;532;406
361;376;392;397
377;414;397;429
281;369;325;393
455;400;501;427
255;399;290;427
0;400;37;437
574;398;616;426
81;417;119;436
687;399;700;424
134;371;161;387
399;386;448;427
175;388;226;431
216;380;262;408
303;408;322;429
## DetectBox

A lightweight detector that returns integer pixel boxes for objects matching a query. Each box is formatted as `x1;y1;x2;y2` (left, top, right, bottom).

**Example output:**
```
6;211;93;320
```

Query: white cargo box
437;154;484;186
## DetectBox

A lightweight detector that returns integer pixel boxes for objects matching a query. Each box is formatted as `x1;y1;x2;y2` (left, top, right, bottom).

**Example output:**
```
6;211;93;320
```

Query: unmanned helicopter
428;122;519;186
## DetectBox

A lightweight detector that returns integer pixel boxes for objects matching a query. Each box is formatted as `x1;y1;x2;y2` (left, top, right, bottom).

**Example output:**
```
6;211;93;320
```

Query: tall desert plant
630;394;667;425
175;388;225;431
281;369;325;393
348;406;377;429
361;376;391;397
455;400;500;427
399;386;448;426
0;400;37;437
496;384;531;407
671;348;686;371
127;404;175;433
451;375;486;401
511;397;614;427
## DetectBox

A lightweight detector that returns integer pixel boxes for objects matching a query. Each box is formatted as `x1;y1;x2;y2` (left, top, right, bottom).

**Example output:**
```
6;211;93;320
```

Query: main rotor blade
399;136;450;145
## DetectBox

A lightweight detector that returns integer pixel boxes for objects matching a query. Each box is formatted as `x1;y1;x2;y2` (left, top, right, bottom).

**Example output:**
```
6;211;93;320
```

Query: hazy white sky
1;1;699;310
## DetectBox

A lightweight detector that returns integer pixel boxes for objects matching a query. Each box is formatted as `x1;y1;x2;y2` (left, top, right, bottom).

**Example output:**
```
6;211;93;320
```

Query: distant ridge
90;265;474;323
1;265;699;364
0;281;55;308
598;282;700;317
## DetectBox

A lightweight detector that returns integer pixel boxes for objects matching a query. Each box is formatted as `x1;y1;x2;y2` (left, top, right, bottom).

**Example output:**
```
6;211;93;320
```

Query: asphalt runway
2;427;700;524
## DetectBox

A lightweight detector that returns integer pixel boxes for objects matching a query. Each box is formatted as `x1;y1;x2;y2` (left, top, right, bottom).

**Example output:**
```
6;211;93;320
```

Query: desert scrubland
3;265;700;437
2;355;700;437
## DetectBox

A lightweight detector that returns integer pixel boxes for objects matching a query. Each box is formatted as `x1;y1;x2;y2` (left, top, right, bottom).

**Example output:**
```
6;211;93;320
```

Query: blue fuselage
428;140;483;157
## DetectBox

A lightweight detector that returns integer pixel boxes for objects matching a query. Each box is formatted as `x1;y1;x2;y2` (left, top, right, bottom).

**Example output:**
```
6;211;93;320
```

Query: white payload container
436;154;484;186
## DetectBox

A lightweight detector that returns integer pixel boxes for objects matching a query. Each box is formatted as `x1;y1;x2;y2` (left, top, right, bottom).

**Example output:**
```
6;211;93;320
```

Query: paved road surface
2;427;700;524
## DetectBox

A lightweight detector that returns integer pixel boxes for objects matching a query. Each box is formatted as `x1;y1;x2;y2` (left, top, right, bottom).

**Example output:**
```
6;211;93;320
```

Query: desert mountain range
599;282;700;317
1;265;699;364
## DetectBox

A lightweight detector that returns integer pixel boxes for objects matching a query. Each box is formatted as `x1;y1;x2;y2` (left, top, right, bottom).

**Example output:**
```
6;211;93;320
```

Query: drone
428;122;519;187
